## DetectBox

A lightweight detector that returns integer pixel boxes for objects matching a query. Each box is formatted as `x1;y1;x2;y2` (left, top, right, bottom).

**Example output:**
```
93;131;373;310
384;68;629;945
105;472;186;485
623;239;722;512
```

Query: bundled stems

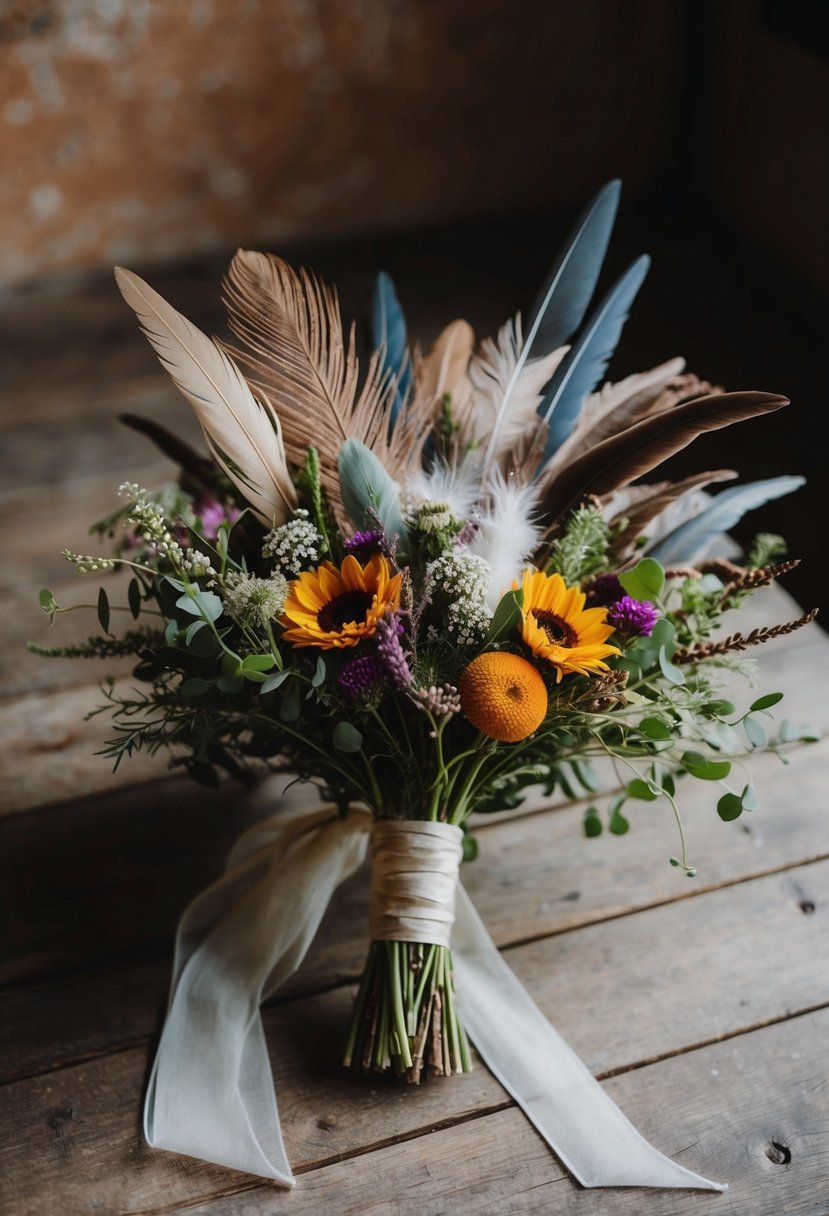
343;940;471;1083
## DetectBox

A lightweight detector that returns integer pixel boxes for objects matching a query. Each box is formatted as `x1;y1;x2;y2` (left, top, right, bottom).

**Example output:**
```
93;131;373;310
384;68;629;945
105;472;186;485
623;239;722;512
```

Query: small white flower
263;509;322;574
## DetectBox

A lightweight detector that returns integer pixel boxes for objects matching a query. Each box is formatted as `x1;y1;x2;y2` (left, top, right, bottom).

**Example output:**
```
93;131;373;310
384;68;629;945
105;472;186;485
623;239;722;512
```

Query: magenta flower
607;596;659;637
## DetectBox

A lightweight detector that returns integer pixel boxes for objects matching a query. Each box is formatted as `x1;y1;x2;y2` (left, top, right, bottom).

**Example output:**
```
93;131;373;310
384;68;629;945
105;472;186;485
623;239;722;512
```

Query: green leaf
333;721;363;753
717;792;743;821
570;758;601;793
741;783;760;812
483;588;524;648
658;645;685;685
338;438;409;553
260;670;292;695
638;716;673;741
128;577;142;620
626;778;659;801
311;655;327;688
217;673;244;695
185;619;206;646
180;677;210;697
462;832;478;862
583;806;603;837
164;619;179;645
743;714;767;748
681;751;732;780
619;557;665;603
38;588;54;611
609;807;630;835
97;587;111;635
702;699;736;718
176;590;224;621
750;691;784;712
241;653;277;673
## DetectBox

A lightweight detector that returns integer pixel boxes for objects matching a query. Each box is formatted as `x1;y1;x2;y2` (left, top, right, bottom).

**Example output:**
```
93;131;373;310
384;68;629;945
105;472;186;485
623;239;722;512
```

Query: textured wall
0;0;681;288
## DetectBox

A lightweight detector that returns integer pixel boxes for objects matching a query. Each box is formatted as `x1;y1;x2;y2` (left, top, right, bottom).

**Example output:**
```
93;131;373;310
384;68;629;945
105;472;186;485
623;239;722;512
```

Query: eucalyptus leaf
681;751;731;781
658;645;685;686
333;721;363;753
260;670;292;695
717;792;743;821
185;619;207;646
750;691;784;712
626;778;659;801
743;714;767;748
741;784;760;811
619;557;665;603
583;806;603;837
312;655;327;688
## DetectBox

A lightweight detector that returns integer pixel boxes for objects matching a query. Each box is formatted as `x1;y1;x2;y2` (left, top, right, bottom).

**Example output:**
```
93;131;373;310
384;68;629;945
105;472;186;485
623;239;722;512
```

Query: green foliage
547;504;612;584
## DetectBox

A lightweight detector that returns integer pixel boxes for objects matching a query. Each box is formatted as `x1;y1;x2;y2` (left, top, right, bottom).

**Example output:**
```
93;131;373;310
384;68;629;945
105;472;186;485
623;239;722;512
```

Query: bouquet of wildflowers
33;182;818;1085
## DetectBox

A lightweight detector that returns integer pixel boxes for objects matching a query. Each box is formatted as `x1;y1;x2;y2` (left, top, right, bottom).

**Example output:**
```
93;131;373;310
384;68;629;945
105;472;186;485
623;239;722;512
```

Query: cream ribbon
144;807;726;1193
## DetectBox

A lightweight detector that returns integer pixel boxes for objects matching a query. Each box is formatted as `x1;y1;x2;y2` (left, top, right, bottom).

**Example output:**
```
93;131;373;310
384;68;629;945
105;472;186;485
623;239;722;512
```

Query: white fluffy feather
407;457;482;522
469;471;542;609
468;315;568;456
115;267;297;526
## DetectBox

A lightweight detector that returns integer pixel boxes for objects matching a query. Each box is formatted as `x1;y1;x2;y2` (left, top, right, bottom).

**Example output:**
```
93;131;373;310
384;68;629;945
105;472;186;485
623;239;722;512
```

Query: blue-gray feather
372;272;411;430
527;179;621;357
647;475;805;565
338;438;409;551
534;254;651;474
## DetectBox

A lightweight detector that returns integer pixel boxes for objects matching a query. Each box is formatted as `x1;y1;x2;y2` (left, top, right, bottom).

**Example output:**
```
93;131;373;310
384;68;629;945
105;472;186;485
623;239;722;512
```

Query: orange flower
459;652;548;743
281;554;401;649
520;569;619;683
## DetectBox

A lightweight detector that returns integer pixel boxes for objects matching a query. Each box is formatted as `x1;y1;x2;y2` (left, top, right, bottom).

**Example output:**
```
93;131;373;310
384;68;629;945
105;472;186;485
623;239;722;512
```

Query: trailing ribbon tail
452;886;726;1191
143;802;726;1193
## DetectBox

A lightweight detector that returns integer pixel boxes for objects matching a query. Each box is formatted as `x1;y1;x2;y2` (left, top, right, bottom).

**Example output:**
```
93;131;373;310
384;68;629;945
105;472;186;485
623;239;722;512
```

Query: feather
414;319;475;414
533;255;651;472
549;357;687;471
338;438;409;551
537;390;790;532
605;470;738;555
480;181;622;476
647;475;806;565
372;271;411;429
469;472;542;609
407;457;481;522
114;267;297;527
526;178;621;356
118;412;220;490
221;250;394;511
467;314;568;456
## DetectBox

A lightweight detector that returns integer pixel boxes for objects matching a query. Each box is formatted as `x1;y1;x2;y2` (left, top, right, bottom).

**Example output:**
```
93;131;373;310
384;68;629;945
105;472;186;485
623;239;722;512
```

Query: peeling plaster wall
0;0;681;287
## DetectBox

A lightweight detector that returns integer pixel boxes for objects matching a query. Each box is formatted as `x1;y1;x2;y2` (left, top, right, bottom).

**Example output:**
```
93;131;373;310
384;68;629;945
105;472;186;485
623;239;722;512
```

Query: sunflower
280;553;402;649
520;569;620;682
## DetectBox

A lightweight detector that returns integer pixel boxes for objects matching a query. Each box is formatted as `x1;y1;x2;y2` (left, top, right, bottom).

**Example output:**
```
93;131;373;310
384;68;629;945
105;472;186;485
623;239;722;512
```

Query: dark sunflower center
532;609;578;649
317;590;373;633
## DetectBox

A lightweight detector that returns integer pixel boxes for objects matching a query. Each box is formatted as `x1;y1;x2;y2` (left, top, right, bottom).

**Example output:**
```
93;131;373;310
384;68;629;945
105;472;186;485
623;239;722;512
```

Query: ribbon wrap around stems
144;807;726;1192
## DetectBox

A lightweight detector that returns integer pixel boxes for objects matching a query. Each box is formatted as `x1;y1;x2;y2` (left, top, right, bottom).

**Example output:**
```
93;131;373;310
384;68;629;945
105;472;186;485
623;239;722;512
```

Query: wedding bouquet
33;181;817;1135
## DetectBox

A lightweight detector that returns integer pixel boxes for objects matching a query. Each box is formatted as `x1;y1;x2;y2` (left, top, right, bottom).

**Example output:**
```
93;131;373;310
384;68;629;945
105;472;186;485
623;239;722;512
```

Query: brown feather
537;391;789;532
607;469;739;558
220;250;396;510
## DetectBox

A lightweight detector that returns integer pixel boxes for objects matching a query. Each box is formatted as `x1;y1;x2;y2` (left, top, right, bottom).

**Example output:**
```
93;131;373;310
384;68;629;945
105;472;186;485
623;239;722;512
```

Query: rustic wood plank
2;729;827;1001
1;864;826;1215
187;1009;829;1216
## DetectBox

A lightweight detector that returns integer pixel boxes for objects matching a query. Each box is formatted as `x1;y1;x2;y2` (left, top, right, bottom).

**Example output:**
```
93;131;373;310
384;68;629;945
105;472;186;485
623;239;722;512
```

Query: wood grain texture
1;866;827;1215
185;1010;829;1216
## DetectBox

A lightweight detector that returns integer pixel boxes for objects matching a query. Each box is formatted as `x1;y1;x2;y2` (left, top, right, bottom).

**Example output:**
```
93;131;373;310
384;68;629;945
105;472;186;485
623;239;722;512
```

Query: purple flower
337;655;383;700
198;497;241;541
454;519;480;547
585;573;624;607
375;612;413;689
344;529;387;563
607;595;659;637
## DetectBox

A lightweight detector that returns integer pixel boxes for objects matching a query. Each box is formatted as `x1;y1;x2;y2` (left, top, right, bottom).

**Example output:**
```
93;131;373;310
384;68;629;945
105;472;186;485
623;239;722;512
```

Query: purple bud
337;654;383;700
607;595;659;637
375;612;413;689
344;529;387;563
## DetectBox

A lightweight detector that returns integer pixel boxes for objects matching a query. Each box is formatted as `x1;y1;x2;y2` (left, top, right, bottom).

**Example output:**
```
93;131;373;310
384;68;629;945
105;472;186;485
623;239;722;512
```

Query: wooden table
2;259;828;1216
